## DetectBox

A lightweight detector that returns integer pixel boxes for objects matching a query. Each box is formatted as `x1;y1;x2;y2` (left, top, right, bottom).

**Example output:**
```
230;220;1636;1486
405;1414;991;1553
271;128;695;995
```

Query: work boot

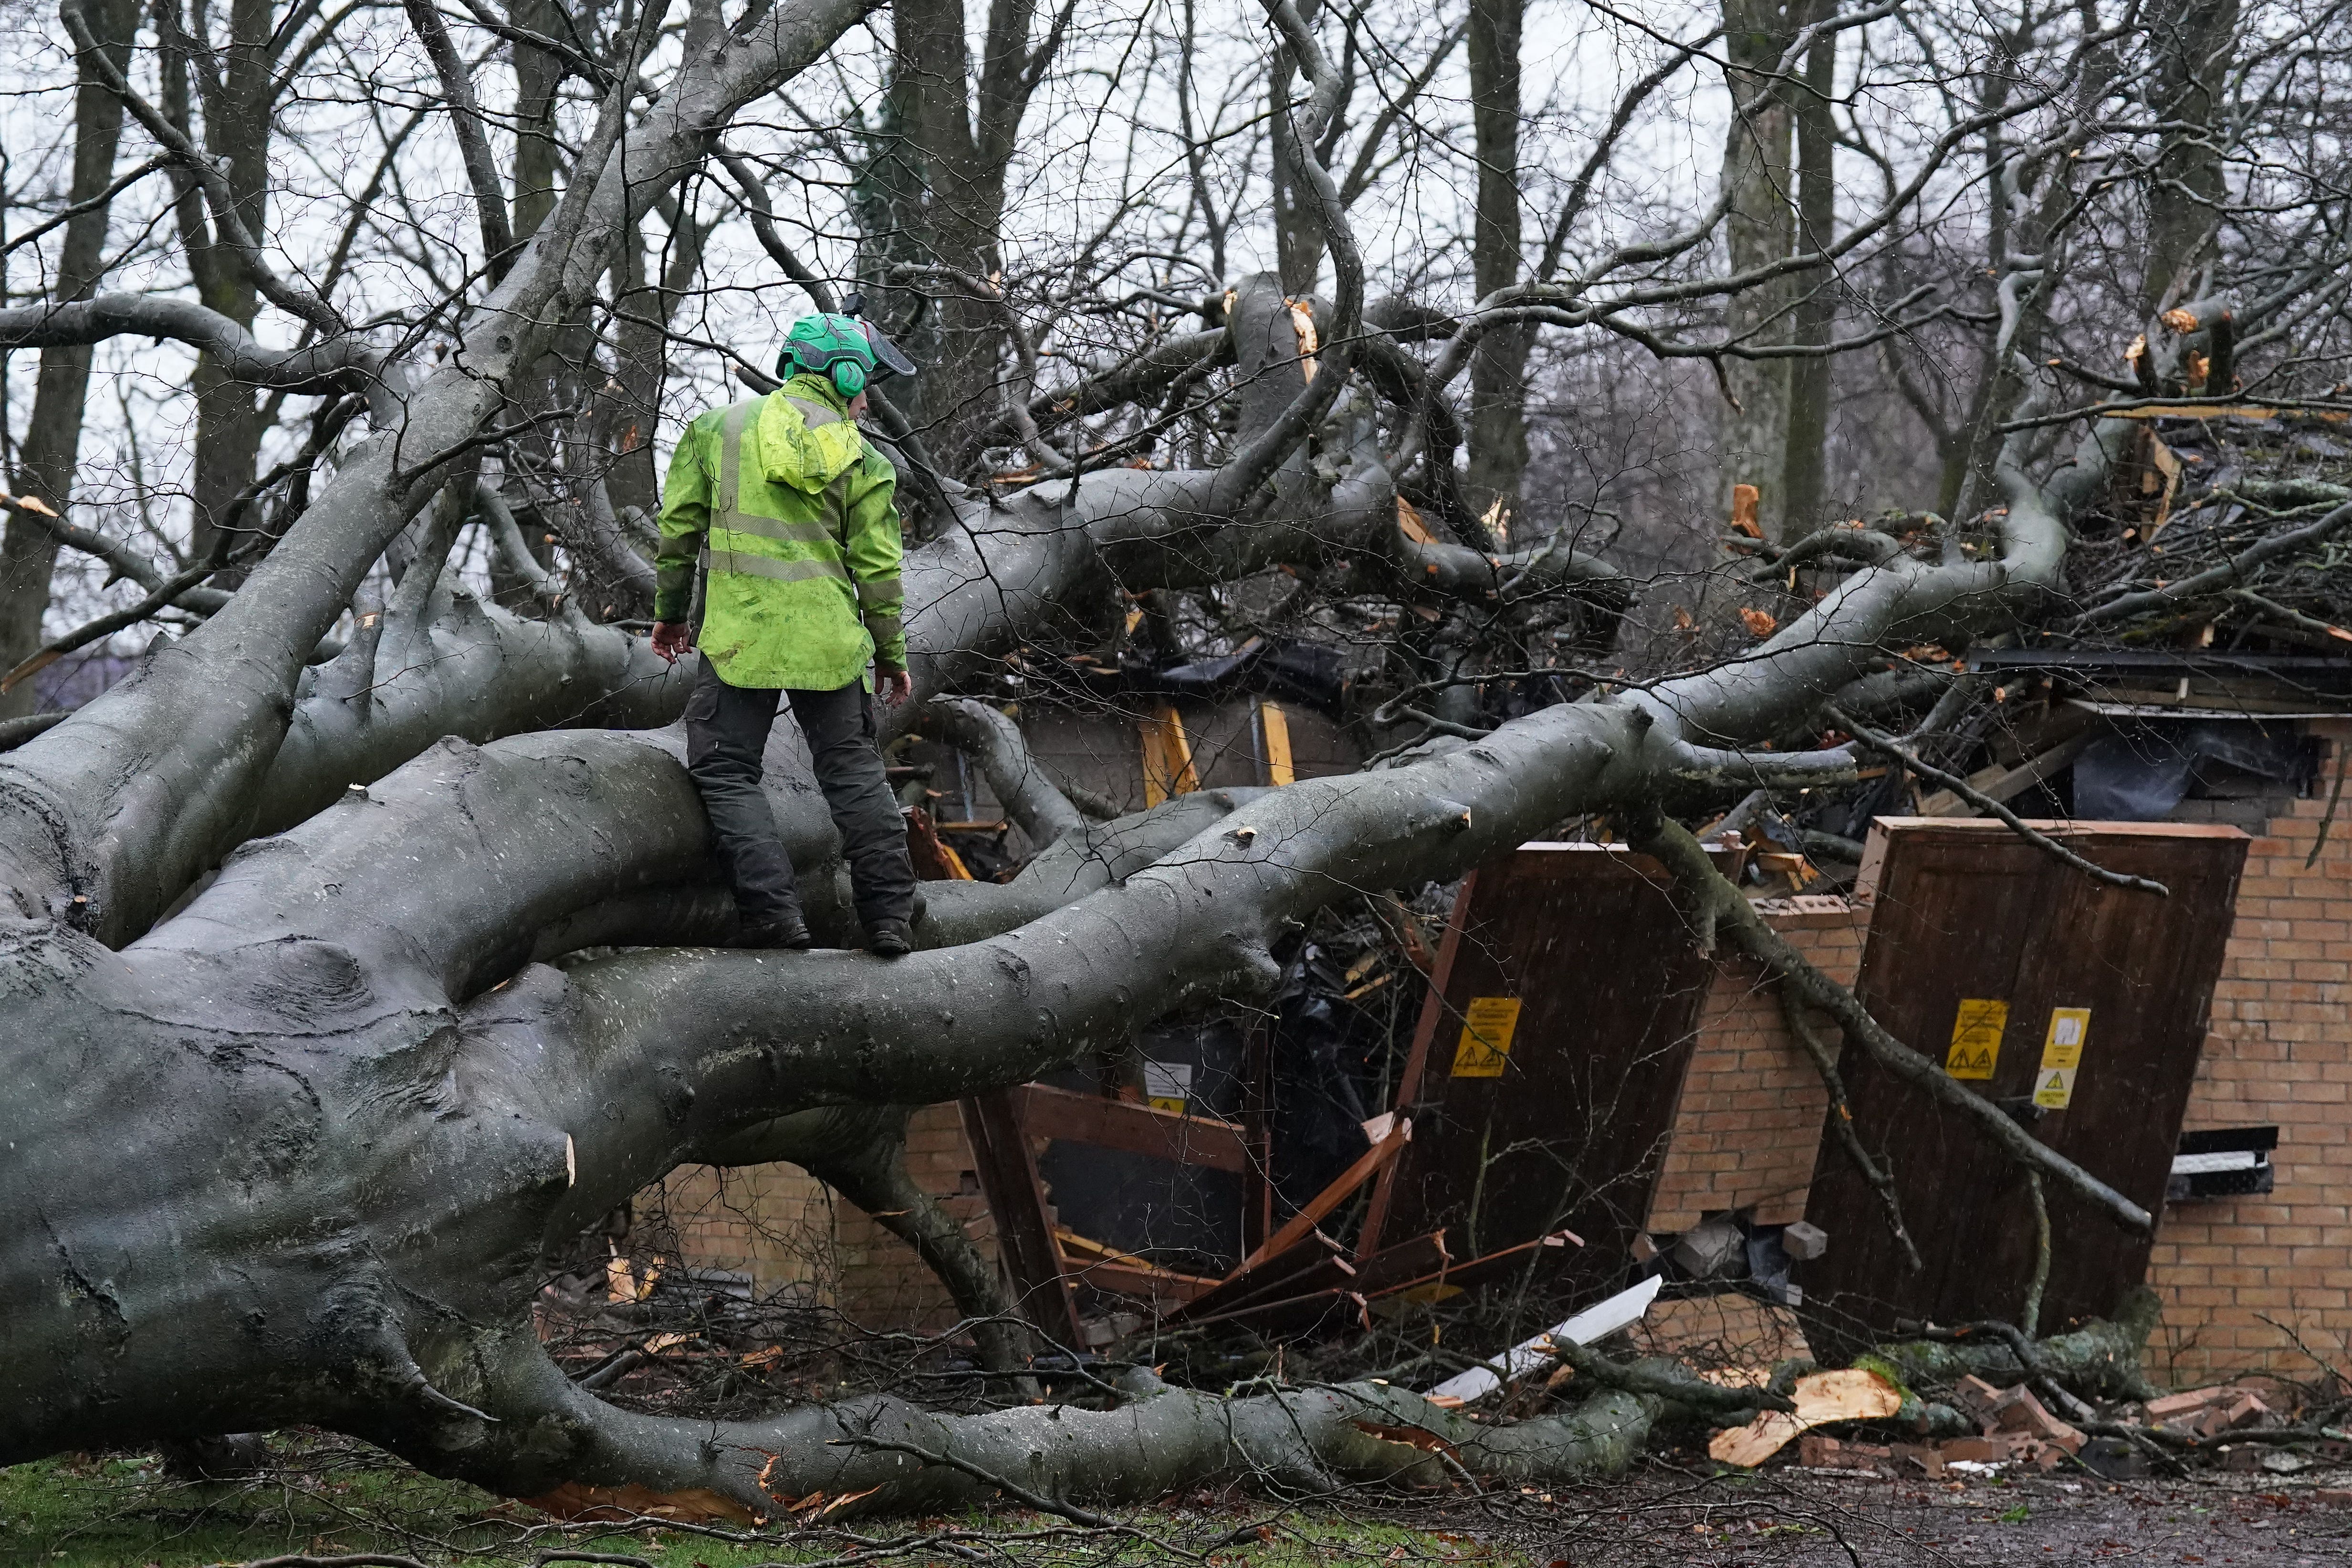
742;913;814;950
866;919;913;957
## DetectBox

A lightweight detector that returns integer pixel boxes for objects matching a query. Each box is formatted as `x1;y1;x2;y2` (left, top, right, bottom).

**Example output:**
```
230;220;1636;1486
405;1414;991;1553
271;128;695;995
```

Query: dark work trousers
683;661;918;933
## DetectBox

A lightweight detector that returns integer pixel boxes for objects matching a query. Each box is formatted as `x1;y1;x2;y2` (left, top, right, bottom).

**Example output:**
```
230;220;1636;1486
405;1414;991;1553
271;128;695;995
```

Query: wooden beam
956;1092;1080;1346
1241;1019;1274;1256
1167;1230;1347;1324
1178;1287;1367;1336
1052;1237;1222;1304
1364;1228;1581;1305
1232;1123;1410;1277
1917;730;2099;817
1355;877;1476;1256
1009;1083;1247;1173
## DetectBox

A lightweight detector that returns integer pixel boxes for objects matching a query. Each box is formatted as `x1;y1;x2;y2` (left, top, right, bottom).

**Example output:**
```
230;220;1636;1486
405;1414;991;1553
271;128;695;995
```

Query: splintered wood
1708;1368;1903;1468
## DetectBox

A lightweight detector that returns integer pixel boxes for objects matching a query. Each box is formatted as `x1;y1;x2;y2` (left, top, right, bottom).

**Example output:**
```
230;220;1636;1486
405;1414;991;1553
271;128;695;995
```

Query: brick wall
649;1161;836;1301
1645;899;1864;1233
831;1103;997;1332
656;1104;992;1331
2148;726;2352;1382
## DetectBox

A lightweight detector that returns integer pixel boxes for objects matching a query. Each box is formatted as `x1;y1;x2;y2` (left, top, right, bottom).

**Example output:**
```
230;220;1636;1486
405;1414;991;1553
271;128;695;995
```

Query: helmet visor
863;322;919;381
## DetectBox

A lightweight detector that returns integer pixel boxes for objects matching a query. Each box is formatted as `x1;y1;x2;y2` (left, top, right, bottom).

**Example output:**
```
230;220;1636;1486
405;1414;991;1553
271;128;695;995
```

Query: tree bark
1269;8;1326;298
1716;0;1804;545
2140;0;2241;316
1464;0;1529;522
887;0;1054;469
0;0;138;718
167;0;276;564
1779;28;1836;535
509;0;566;242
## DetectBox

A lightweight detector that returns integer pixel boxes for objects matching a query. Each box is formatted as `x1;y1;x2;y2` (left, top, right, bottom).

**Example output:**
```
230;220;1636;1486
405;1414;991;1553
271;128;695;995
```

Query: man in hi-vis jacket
649;308;920;955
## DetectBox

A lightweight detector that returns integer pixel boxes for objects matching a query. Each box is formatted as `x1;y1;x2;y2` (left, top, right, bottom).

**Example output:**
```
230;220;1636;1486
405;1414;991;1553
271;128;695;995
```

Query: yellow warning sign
2041;1007;2091;1069
1944;998;2009;1081
1450;996;1524;1078
2034;1007;2091;1107
1143;1062;1191;1117
2033;1066;2079;1109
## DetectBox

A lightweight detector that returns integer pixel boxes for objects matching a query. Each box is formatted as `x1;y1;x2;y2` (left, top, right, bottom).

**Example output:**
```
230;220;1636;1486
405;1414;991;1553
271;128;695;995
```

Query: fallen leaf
1739;607;1778;638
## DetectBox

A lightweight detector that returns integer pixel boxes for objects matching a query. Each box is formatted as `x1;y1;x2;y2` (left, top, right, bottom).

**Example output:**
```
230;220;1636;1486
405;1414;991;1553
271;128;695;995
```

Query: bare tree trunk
1464;0;1528;523
889;0;1043;468
1717;0;1801;545
602;206;706;520
2140;0;2241;316
1780;26;1836;535
163;0;275;564
0;0;137;718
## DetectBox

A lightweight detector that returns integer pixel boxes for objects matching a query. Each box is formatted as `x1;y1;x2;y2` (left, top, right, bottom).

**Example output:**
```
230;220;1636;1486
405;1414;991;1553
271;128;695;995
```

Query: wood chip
1709;1368;1903;1468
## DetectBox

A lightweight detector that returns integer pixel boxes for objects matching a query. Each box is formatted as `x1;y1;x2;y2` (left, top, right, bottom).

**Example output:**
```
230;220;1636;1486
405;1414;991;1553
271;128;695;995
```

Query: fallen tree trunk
480;1359;1659;1520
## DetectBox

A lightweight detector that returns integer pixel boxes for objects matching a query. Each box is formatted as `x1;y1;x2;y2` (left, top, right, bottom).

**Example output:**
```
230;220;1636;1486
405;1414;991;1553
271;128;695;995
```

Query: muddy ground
11;1438;2352;1565
1434;1459;2352;1565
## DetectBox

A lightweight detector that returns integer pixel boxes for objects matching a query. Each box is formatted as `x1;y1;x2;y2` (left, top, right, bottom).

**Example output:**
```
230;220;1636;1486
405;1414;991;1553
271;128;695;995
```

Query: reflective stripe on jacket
653;375;906;689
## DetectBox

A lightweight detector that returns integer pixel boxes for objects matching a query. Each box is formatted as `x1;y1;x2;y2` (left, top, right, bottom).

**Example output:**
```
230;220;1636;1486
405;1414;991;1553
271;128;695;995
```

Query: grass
0;1436;1528;1568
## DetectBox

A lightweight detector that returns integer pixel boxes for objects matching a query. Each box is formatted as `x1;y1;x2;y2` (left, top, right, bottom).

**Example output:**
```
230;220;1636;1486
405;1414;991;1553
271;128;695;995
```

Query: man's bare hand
650;622;693;664
878;669;914;707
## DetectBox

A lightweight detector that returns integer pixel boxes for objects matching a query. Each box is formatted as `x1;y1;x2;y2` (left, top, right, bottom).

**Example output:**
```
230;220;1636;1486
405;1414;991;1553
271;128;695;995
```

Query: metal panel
1368;843;1724;1281
1797;818;2248;1357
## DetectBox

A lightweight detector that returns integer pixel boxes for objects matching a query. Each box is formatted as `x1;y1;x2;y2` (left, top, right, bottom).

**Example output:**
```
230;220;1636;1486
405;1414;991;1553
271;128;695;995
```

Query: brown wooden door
1797;819;2248;1357
1374;843;1724;1287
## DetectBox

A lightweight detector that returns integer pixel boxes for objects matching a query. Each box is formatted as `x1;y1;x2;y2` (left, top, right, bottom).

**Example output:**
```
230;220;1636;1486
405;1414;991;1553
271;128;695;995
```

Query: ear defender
779;313;884;397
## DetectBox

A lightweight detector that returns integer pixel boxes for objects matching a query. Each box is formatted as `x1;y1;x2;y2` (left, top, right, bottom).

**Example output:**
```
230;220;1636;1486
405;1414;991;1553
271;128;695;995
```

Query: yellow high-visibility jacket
654;375;905;689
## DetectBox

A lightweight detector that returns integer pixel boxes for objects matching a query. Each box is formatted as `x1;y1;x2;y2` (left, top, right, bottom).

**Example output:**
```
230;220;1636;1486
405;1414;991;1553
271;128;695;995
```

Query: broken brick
1799;1434;1894;1473
1891;1443;1946;1478
2145;1386;2231;1422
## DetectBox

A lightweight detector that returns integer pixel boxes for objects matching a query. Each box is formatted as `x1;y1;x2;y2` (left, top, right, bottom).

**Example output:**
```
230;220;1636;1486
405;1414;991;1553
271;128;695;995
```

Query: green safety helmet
776;295;917;398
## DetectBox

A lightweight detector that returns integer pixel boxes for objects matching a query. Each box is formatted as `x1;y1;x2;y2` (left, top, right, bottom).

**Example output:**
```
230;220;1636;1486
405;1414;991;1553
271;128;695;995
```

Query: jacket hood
758;378;866;492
